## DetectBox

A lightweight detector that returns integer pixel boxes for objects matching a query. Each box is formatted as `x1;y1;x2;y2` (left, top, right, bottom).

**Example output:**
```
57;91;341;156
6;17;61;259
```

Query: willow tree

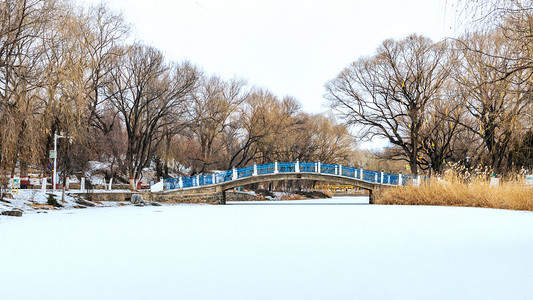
0;0;59;175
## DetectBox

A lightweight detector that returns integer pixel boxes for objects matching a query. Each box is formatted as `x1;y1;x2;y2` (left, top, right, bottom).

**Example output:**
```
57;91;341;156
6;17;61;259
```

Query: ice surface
1;197;533;299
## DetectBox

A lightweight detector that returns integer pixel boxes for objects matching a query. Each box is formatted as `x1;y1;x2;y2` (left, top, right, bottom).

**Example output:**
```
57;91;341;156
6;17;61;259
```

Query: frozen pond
1;197;533;299
228;195;370;205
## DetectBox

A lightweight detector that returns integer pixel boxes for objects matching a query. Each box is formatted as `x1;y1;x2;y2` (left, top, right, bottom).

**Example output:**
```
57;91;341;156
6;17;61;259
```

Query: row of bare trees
155;85;356;178
326;5;533;175
0;0;356;187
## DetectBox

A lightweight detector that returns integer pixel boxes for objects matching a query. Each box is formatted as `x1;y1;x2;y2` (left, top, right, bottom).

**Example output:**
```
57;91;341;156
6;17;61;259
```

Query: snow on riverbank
0;189;134;212
1;197;533;299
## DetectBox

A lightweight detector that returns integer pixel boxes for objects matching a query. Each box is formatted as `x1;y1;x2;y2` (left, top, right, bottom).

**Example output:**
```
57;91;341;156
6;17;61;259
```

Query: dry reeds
375;168;533;211
279;194;304;201
323;190;334;198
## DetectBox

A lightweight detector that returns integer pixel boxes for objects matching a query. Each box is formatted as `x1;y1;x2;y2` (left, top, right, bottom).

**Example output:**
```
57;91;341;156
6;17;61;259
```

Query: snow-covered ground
0;189;133;212
1;197;533;299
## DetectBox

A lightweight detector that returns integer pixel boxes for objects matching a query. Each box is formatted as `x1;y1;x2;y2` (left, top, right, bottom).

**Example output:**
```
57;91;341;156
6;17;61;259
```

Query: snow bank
1;197;533;299
0;189;130;212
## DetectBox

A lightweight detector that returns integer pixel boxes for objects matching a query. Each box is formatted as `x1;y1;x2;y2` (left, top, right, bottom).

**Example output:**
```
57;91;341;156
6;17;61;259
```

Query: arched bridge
155;162;428;204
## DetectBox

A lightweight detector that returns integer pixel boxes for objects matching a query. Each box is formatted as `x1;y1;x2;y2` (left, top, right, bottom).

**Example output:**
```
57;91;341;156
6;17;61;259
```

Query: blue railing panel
237;166;254;178
181;176;194;188
380;172;392;185
257;163;275;175
321;163;336;175
199;174;212;186
342;166;358;178
214;170;232;183
389;173;400;185
300;162;316;173
164;178;178;190
278;162;295;173
363;169;377;183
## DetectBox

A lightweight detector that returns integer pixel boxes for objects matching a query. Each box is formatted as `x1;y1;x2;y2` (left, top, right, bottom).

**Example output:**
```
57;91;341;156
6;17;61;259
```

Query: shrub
46;194;63;208
255;189;275;198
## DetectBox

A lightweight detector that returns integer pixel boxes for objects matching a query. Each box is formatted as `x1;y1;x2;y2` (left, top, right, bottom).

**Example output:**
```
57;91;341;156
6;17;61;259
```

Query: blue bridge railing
163;161;429;191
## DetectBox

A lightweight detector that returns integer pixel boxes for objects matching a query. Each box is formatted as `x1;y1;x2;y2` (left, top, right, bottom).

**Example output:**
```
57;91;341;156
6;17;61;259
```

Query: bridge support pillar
215;186;227;205
369;189;375;204
220;190;226;205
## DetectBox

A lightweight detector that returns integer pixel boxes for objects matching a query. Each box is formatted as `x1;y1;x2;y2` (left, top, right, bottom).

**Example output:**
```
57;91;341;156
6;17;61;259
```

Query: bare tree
307;114;355;164
458;0;533;79
223;90;301;167
154;62;201;179
455;31;531;173
325;35;451;174
276;113;355;164
186;76;247;173
104;43;198;189
78;3;128;135
417;86;474;173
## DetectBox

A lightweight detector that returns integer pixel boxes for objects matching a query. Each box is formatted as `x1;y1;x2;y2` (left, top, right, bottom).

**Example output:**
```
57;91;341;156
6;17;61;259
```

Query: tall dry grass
374;169;533;211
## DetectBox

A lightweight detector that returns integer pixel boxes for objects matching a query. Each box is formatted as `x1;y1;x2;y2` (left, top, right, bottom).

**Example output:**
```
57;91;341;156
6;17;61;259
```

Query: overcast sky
78;0;458;115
